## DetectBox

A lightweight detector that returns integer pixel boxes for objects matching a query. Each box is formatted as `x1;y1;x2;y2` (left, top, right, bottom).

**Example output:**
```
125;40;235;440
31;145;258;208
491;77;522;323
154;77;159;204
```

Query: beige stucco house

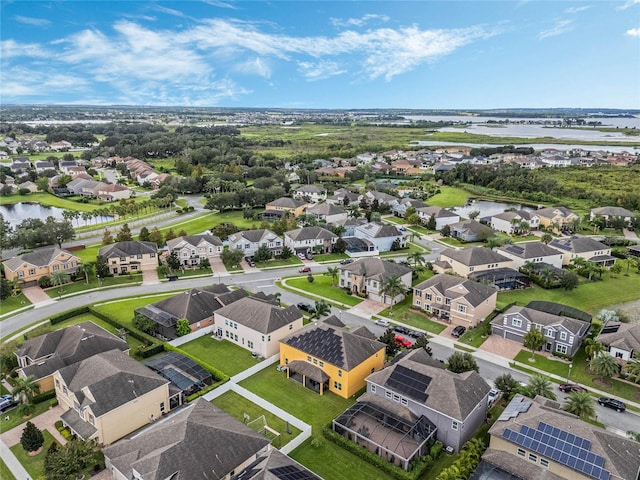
548;236;616;267
2;246;81;286
535;206;579;231
338;257;412;305
435;247;512;278
98;241;158;274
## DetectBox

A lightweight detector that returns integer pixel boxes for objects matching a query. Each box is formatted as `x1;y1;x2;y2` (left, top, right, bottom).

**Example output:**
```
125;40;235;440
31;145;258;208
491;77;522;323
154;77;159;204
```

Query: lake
0;203;113;228
452;199;535;219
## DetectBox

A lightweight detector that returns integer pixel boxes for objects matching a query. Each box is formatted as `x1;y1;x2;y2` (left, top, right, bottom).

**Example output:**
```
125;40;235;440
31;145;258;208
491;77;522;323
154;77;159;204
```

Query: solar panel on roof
269;465;319;480
385;364;431;403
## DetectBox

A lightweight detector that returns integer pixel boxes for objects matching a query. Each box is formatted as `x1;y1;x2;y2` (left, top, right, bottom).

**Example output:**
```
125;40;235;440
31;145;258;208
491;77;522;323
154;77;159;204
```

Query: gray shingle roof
285;226;338;242
307;202;346;216
498;242;562;259
3;246;79;272
535;206;577;219
548;236;609;254
355;222;402;238
98;241;158;258
166;234;223;250
441;247;511;266
416;206;458;218
266;197;307;208
282;321;384;370
104;398;270;480
450;220;494;237
492;306;590;336
232;448;322;480
295;185;325;194
591;206;636;218
338;257;412;281
491;210;537;222
229;229;279;244
413;273;496;307
367;349;490;420
215;297;302;334
597;321;640;354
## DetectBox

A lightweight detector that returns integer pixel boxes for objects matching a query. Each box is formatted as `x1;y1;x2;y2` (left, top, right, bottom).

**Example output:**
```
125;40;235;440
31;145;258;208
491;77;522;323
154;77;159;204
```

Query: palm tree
312;300;331;319
13;375;41;404
624;353;640;383
590;354;619;382
76;262;95;285
324;267;339;287
541;232;553;244
407;251;425;268
347;205;362;219
584;338;606;361
563;391;596;420
50;271;71;296
379;275;405;310
526;374;556;400
539;265;555;286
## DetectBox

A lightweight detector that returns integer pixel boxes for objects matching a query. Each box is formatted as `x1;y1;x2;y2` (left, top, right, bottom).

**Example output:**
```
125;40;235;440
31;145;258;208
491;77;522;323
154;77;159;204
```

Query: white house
228;229;283;257
306;203;349;224
490;210;540;234
294;185;327;203
353;222;405;252
497;242;564;270
166;234;224;266
416;206;460;230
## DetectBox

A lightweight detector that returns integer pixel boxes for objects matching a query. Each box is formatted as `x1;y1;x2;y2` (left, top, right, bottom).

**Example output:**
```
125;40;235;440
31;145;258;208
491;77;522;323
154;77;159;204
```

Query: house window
451;420;459;431
393;394;400;403
285;358;289;365
401;398;408;406
540;459;549;467
289;324;293;329
338;370;342;377
424;305;431;312
53;265;59;271
545;328;554;337
88;414;94;425
319;361;324;367
385;391;392;399
225;320;229;326
371;385;376;393
307;356;312;362
426;293;432;300
55;379;60;389
436;296;442;303
28;268;35;275
469;267;474;272
131;265;138;270
160;402;165;414
529;454;537;462
248;341;254;349
333;381;342;391
560;331;567;341
517;448;526;457
416;300;421;306
313;358;318;365
512;318;522;328
415;290;422;297
556;344;568;355
137;254;143;259
458;305;467;313
445;298;451;305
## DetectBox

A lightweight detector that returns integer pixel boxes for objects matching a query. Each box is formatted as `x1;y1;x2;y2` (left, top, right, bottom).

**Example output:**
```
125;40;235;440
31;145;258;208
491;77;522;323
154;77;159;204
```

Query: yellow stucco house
2;246;81;286
54;349;172;446
265;196;309;218
279;316;385;398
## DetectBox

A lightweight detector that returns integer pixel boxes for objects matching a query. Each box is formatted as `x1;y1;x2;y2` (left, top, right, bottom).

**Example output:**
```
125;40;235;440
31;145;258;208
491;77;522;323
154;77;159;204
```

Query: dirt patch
592;378;612;389
633;391;640;402
27;446;43;456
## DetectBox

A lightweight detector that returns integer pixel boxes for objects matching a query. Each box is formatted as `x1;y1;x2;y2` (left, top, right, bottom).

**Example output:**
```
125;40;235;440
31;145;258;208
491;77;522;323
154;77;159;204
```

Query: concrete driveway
1;406;66;446
479;334;523;360
21;286;52;305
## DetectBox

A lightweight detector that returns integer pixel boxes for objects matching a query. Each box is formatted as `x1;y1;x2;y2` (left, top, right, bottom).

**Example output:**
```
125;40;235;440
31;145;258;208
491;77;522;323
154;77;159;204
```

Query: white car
297;252;307;260
374;319;390;327
487;388;500;407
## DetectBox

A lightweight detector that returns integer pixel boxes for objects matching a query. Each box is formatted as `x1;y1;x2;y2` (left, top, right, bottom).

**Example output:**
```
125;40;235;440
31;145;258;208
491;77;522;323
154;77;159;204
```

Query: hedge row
88;308;158;345
49;306;90;325
321;426;442;480
164;343;230;384
33;390;57;404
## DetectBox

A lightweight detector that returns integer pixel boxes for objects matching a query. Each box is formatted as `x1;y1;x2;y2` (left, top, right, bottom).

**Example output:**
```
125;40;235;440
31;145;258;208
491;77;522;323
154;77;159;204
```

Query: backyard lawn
239;368;392;480
9;429;57;480
427;186;470;208
0;293;31;317
178;336;259;377
92;292;181;326
497;271;640;314
377;297;447;335
283;275;363;307
211;390;301;447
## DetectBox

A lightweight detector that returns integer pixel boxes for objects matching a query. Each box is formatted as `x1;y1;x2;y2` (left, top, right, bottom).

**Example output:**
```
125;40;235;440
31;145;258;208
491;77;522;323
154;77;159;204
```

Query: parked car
598;398;626;412
393;326;411;336
399;226;407;232
451;325;466;337
297;252;307;260
305;252;314;260
340;258;353;265
297;302;314;312
299;266;311;273
394;335;412;348
374;319;390;327
487;388;500;407
0;397;18;413
559;384;588;393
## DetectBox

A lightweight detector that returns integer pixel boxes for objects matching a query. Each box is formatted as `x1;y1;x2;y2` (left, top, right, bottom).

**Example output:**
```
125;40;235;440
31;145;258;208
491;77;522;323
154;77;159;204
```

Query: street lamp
97;275;102;287
568;363;573;383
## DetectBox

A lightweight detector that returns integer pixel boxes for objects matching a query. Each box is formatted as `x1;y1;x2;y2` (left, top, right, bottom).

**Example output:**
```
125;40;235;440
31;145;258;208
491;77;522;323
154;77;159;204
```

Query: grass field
0;192;98;211
256;257;303;268
0;458;16;480
497;270;640;314
379;242;426;256
178;336;260;377
10;429;57;480
0;293;31;317
427;186;470;208
211;390;301;447
239;368;392;480
377;297;448;335
284;275;363;307
92;292;181;326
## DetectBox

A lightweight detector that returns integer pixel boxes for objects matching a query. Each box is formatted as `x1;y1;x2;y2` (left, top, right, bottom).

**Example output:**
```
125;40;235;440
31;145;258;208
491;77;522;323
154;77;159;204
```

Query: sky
1;1;639;109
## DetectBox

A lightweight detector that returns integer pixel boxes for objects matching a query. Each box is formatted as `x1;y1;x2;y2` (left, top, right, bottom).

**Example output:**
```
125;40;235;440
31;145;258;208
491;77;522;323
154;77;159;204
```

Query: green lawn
0;403;51;434
378;297;447;335
0;458;16;480
167;267;212;278
384;216;406;225
412;268;434;286
459;317;493;348
407;225;432;236
427;186;470;208
284;275;363;307
379;242;427;256
436;237;486;248
239;368;392;480
497;271;640;314
256;257;303;268
211;390;301;447
178;336;259;377
44;275;143;298
0;293;31;317
313;252;349;262
10;429;57;480
72;244;101;263
0;192;96;211
92;292;180;325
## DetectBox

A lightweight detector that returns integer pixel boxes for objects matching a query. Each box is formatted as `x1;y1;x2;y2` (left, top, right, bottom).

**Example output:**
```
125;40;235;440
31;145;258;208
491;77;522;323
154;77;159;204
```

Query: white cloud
14;15;51;26
565;6;591;14
0;66;88;98
539;19;574;39
235;57;272;78
0;39;49;58
627;27;640;36
201;0;238;9
298;61;346;81
153;5;186;18
617;0;640;10
330;14;390;28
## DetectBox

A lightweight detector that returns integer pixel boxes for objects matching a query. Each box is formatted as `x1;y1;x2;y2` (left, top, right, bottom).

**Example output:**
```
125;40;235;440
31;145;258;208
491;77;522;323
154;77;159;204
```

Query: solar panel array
385;364;431;402
497;397;531;421
502;422;610;480
286;328;345;367
269;465;320;480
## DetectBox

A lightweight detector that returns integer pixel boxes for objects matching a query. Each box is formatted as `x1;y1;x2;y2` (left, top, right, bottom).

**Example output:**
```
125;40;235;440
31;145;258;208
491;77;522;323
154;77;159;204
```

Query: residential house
166;234;224;267
363;190;400;209
338;258;412;304
294;184;327;203
215;296;303;358
94;183;131;201
326;188;361;206
66;177;95;195
280;316;385;398
306;202;348;224
448;220;494;242
49;140;73;151
54;349;171;446
590;206;636;226
34;160;56;174
284;226;338;255
596;321;640;361
15;322;129;392
535;206;580;231
482;394;640;480
353;222;405;252
497;242;564;270
627;245;640;258
548;236;616;267
134;285;249;339
412;274;497;328
2;246;81;287
232;448;322;480
335;348;490;466
10;157;31;173
66;166;88;177
416;206;460;230
104;398;271;480
332;217;368;237
490;210;540;234
435;247;512;278
491;304;591;356
391;158;424;175
17;181;38;193
265;197;308;217
228;229;283;257
314;165;356;177
392;198;427;217
149;173;170;189
58;160;78;174
98;241;158;275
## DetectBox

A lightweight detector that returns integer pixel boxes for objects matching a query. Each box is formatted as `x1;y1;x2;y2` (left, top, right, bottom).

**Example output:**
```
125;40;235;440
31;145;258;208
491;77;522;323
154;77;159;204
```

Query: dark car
299;266;311;273
297;302;314;312
559;384;588;393
340;259;354;265
451;325;466;337
0;397;18;413
598;398;626;412
393;326;410;336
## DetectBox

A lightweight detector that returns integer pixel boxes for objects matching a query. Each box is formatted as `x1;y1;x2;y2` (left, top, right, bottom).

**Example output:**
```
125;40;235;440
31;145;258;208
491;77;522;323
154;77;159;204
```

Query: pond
452;199;535;220
0;202;113;228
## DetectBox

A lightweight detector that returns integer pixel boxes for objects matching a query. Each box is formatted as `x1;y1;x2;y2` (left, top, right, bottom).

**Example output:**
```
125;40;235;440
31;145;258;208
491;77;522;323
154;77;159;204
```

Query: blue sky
1;1;639;109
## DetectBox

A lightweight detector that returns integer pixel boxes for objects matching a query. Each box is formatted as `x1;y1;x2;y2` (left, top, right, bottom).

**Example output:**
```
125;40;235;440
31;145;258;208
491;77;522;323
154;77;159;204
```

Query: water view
0;203;113;228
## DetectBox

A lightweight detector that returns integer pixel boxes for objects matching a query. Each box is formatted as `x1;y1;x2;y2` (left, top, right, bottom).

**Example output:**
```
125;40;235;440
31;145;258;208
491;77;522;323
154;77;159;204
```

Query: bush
55;420;63;431
49;306;90;325
38;276;52;288
32;390;56;404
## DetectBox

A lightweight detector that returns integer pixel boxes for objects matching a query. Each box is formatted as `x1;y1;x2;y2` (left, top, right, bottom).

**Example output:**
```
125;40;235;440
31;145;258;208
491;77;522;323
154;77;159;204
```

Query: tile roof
104;398;270;480
413;273;496;307
535;206;577;219
282;320;384;370
3;246;79;272
215;297;302;334
285;226;338;242
98;241;158;258
338;257;412;281
441;246;511;267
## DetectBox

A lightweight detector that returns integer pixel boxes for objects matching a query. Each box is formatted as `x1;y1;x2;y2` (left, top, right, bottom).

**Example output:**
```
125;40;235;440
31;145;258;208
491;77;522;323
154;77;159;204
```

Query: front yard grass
436;237;485;248
211;390;301;447
0;458;16;480
312;252;349;263
379;242;426;256
497;271;640;314
256;256;303;268
0;293;31;317
178;336;259;377
9;429;57;480
239;368;392;480
283;275;363;307
378;297;447;335
44;275;143;298
0;403;51;433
